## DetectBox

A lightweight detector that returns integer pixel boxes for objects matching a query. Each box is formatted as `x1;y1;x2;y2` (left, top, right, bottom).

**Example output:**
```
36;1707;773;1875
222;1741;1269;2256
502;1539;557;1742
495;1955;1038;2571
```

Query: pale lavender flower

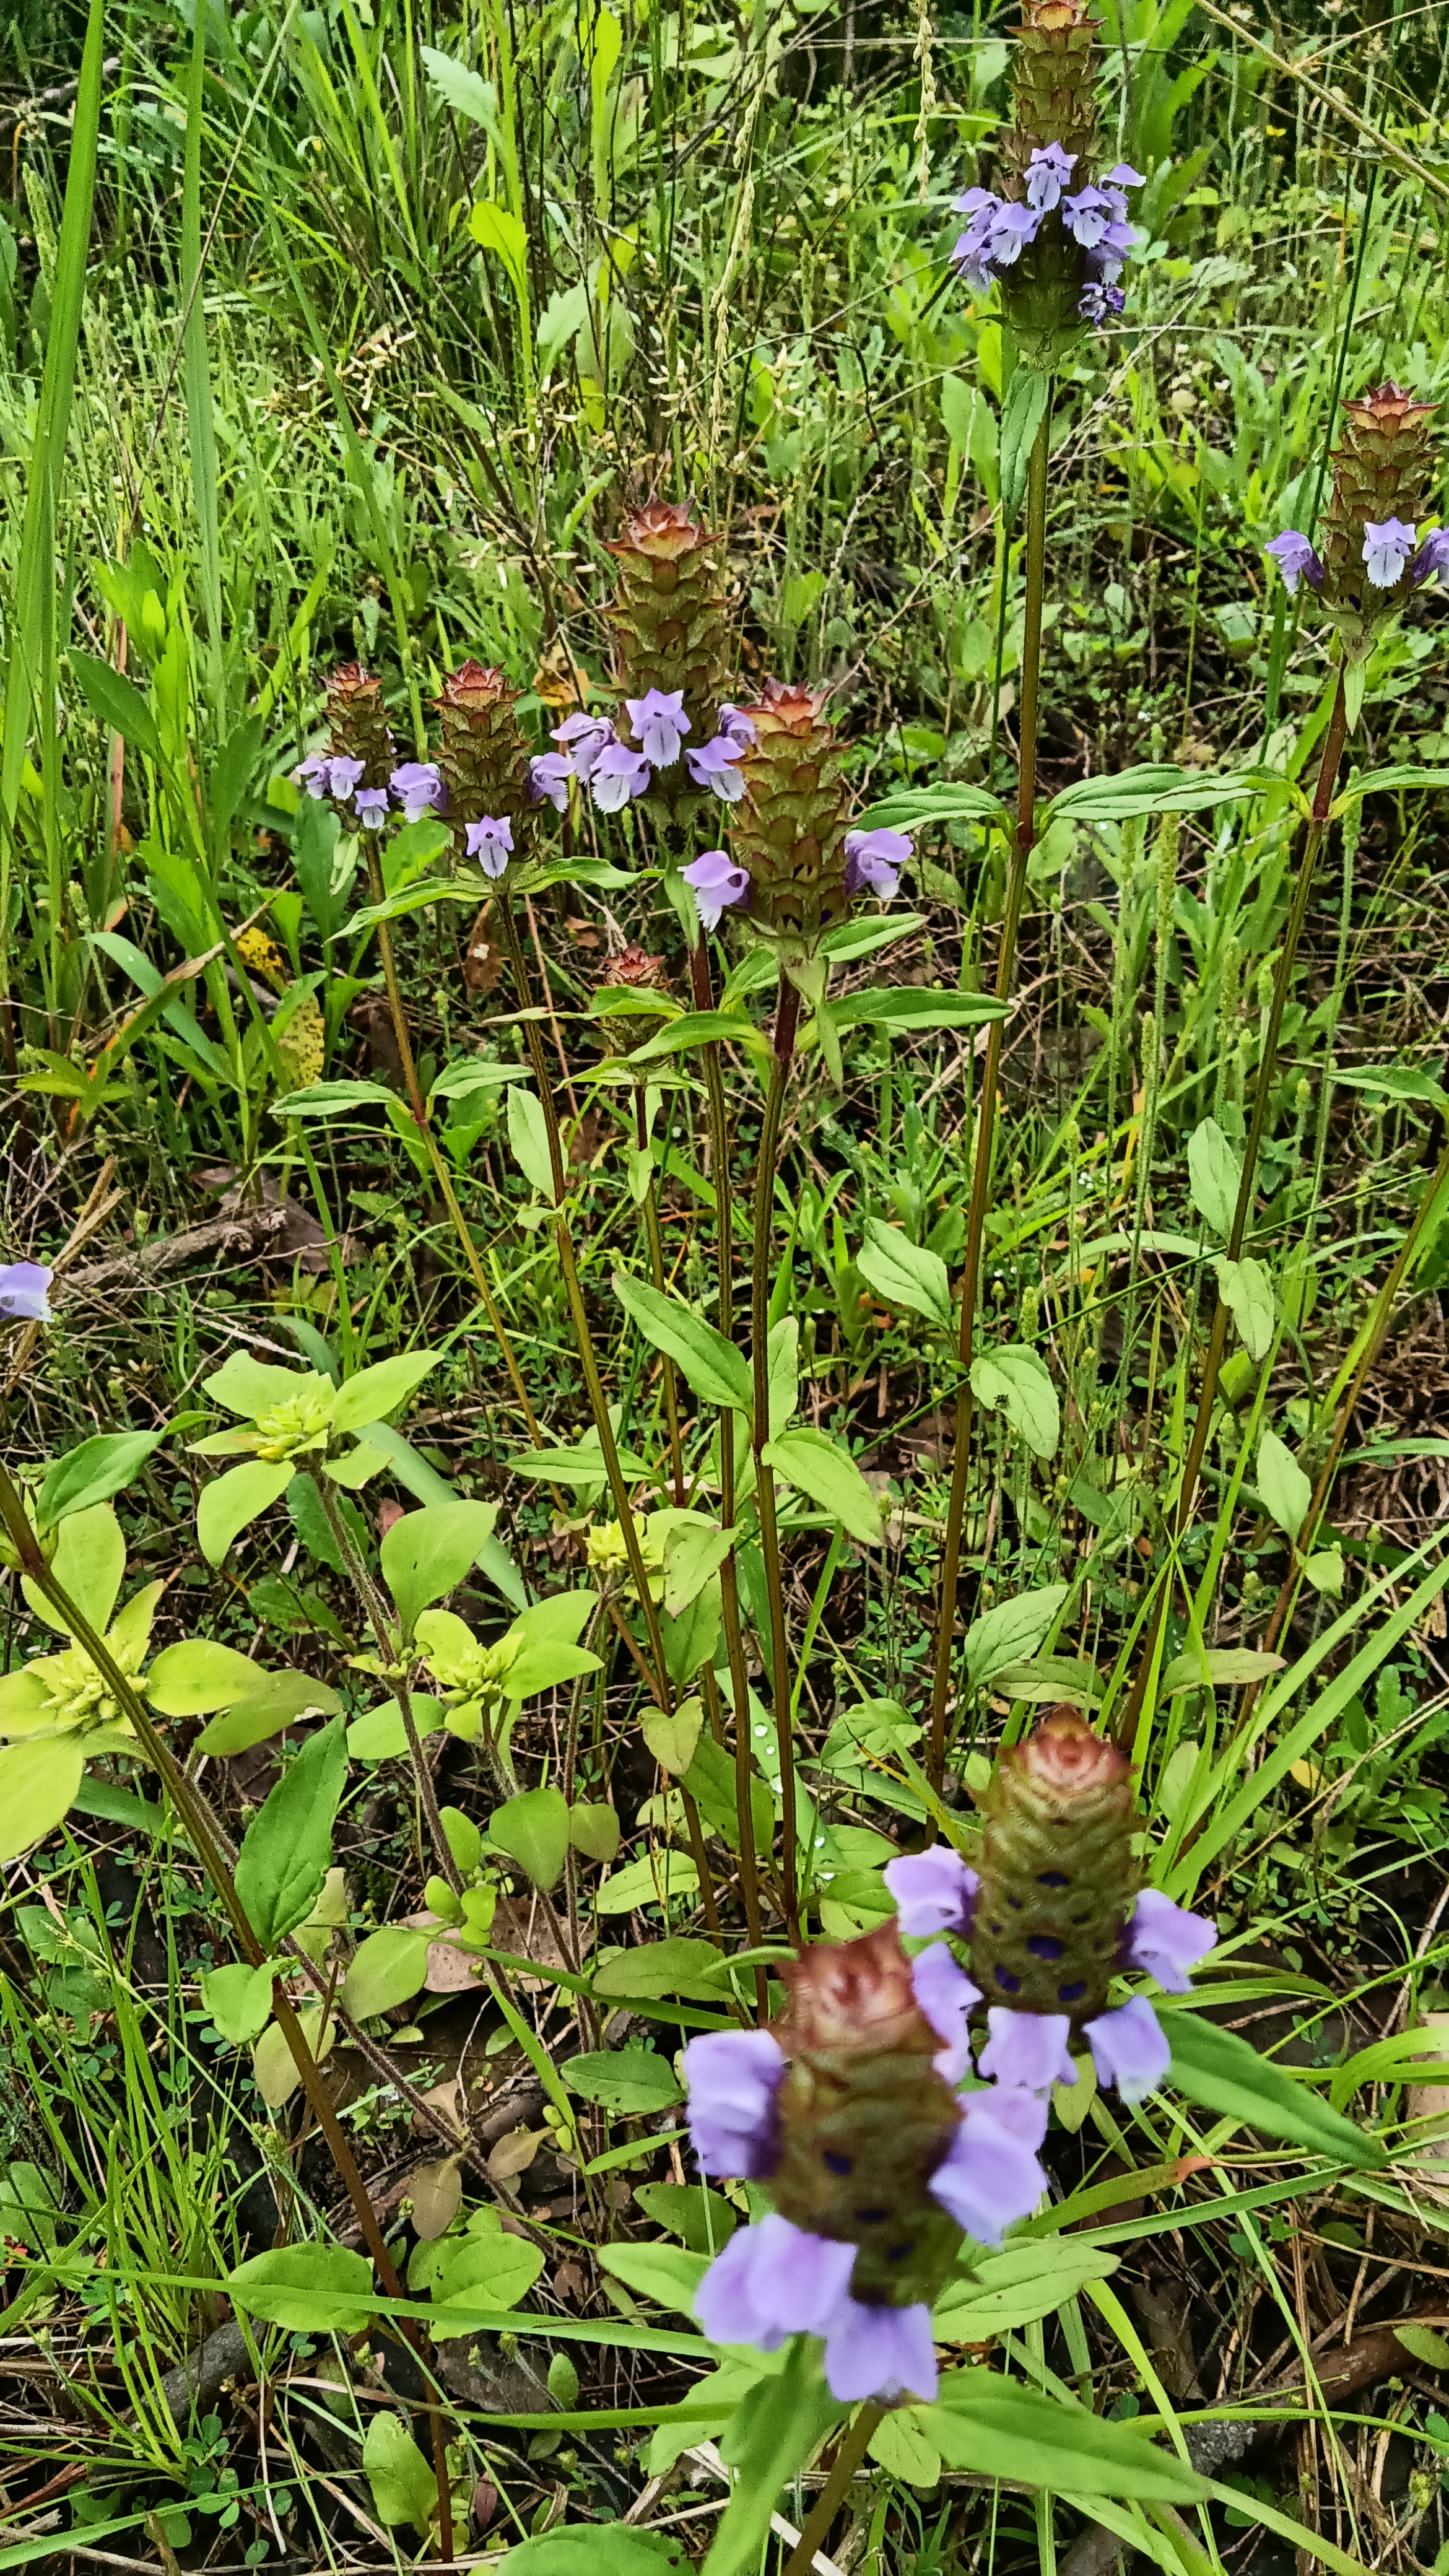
591;740;653;812
978;2006;1076;2094
354;785;389;827
1412;527;1449;585
953;237;998;296
0;1262;52;1323
552;713;616;784
1085;1995;1170;2106
529;752;573;812
682;847;749;931
686;734;747;802
389;761;445;822
1103;162;1147;188
824;2295;938;2404
844;827;912;900
626;687;690;768
928;2084;1048;2244
295;754;334;799
1126;1889;1216;1993
1063;186;1129;251
695;2214;855;2350
884;1845;977;1940
1265;531;1324;596
682;2028;785;2179
1080;281;1126;324
1099;218;1139;262
910;1943;980;2085
1363;517;1417;590
465;815;515;877
328;755;366;799
990;201;1042;265
1025;143;1076;211
717;703;757;751
951;186;999;220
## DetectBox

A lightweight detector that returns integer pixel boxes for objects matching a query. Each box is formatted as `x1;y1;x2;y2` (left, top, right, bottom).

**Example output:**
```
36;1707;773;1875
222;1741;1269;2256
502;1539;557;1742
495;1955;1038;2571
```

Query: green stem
778;2405;883;2576
751;977;802;1943
928;385;1053;1797
636;1079;687;1503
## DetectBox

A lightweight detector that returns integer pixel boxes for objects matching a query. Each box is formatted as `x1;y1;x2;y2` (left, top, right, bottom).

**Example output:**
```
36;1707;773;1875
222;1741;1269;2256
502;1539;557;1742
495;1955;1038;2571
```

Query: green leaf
858;1219;952;1330
500;2527;689;2574
202;1959;276;2044
1395;2323;1449;2369
762;1427;882;1545
708;2338;842;2576
340;1926;430;2019
1215;1256;1275;1364
1045;764;1262;823
682;1735;773;1860
507;1085;558;1201
999;365;1050;525
234;1717;347;1948
469;196;529;300
625;1007;770;1066
928;2370;1206;2500
853;782;1009;833
868;2408;941;2489
568;1801;620;1863
429;2227;545;2321
0;1736;85;1862
1333;1062;1449;1113
594;1852;701;1916
1160;2010;1383;2166
1162;1647;1283;1695
829;988;1010;1033
661;1581;721;1684
195;1671;345;1756
642;1697;705;1776
146;1637;269;1717
592;1938;724;2000
1256;1428;1312;1541
489;1785;572;1889
27;1501;125;1635
970;1344;1060;1458
597;2242;707;2317
346;1692;448;1762
934;2241;1120;2341
271;1078;396;1118
197;1459;295;1566
380;1500;499;1637
330;1349;440;1438
564;2045;684;2117
70;648;163;761
767;1315;798;1439
1188;1117;1240;1237
204;1352;313;1417
228;2243;375;2333
663;1521;734;1618
36;1429;166;1531
634;2182;738;2254
612;1271;754;1414
964;1584;1071;1687
363;2411;437;2531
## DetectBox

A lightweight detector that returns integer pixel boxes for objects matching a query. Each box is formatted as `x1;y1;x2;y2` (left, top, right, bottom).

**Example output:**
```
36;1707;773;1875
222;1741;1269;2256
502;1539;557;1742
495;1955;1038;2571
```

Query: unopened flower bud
437;661;535;850
324;664;395;791
726;681;851;957
970;1706;1138;2025
605;499;729;764
1318;383;1438;661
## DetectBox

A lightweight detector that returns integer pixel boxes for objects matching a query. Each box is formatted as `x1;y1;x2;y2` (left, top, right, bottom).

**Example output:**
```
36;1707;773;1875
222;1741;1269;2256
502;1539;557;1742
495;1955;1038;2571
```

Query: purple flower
928;2085;1048;2245
1025;144;1076;211
695;2214;855;2349
0;1262;53;1323
389;762;445;823
977;2007;1076;2094
1126;1889;1216;1993
591;740;653;812
951;186;998;220
844;827;912;900
465;816;515;877
989;201;1042;266
625;688;690;768
823;2296;938;2404
1062;187;1115;249
552;713;616;784
1264;531;1324;596
354;785;389;827
1080;281;1126;323
910;1943;980;2085
324;755;365;799
1103;162;1147;188
884;1846;977;1940
682;847;749;931
686;734;747;803
1412;527;1449;586
1085;1995;1170;2106
1099;219;1139;262
529;752;573;812
295;754;334;799
717;703;756;751
682;2028;785;2179
952;238;998;295
1363;517;1417;590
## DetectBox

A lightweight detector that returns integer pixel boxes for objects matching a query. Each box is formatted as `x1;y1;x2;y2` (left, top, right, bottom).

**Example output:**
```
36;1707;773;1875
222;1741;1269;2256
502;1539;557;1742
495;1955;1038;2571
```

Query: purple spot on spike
995;1967;1021;1995
1027;1936;1064;1962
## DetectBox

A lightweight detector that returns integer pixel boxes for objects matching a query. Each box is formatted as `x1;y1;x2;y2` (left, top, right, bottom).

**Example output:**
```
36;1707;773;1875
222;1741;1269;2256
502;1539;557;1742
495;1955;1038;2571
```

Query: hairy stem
928;386;1053;1796
751;975;802;1942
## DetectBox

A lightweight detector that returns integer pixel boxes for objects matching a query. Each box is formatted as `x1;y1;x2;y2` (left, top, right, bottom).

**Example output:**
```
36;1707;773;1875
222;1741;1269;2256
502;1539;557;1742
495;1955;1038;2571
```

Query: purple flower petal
625;687;690;768
0;1261;53;1323
1103;162;1147;188
928;2087;1048;2244
1265;530;1324;596
1086;1995;1170;2106
389;761;445;822
977;2008;1076;2094
552;713;616;784
989;201;1042;265
824;2296;938;2403
685;736;747;802
1126;1889;1216;1993
327;755;366;799
681;847;749;931
952;186;998;217
295;754;334;799
884;1847;977;1940
910;1943;980;2084
695;2214;855;2349
682;2028;786;2179
1062;186;1115;249
1025;143;1076;212
1411;527;1449;586
1363;516;1417;589
465;815;515;878
354;785;389;825
529;752;573;812
590;740;653;812
717;702;757;751
1079;281;1126;323
844;826;912;902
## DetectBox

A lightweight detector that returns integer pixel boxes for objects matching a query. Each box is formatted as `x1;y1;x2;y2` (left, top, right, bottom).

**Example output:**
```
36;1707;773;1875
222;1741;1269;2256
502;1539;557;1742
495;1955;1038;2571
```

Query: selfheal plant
1264;384;1445;666
0;1263;52;1323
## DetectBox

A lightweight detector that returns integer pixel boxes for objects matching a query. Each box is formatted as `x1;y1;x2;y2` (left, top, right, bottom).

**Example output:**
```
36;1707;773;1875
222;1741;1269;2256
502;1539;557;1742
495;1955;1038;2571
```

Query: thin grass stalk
928;388;1053;1797
750;978;803;1943
635;1079;687;1502
181;4;224;707
778;2405;884;2576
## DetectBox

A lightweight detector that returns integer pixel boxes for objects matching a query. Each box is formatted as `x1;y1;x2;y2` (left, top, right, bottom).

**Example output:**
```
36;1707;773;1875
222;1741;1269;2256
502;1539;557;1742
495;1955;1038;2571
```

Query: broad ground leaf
682;1736;773;1858
37;1429;166;1531
25;1502;125;1635
642;1697;704;1776
253;2001;335;2107
970;1344;1060;1458
568;1800;620;1863
380;1500;500;1635
1187;1117;1240;1236
427;2228;545;2321
661;1582;721;1683
706;2336;843;2576
1214;1256;1275;1362
934;2241;1119;2339
964;1583;1070;1687
1256;1428;1312;1540
204;1352;311;1417
234;1717;347;1947
635;2182;737;2253
1161;2010;1383;2166
146;1637;268;1716
507;1086;558;1199
661;1519;734;1619
502;2526;688;2572
330;1349;440;1437
562;2045;683;2115
340;1927;430;2019
868;2408;941;2489
346;1694;448;1762
612;1271;753;1414
594;1851;700;1914
489;1785;571;1888
363;2411;437;2531
201;1960;276;2043
762;1427;882;1544
0;1736;85;1861
598;2242;707;2316
859;1217;953;1329
1162;1647;1282;1697
196;1671;344;1756
228;2243;374;2333
198;1460;294;1566
592;1938;723;2000
927;2370;1206;2500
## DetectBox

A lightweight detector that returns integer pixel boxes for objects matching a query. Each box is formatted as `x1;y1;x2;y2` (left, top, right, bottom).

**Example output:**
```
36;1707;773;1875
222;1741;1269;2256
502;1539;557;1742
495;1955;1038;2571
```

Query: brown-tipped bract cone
729;680;851;956
1321;383;1439;661
606;498;729;755
600;942;668;991
768;1925;962;2305
1004;0;1100;185
970;1707;1139;2027
325;664;394;790
436;661;534;839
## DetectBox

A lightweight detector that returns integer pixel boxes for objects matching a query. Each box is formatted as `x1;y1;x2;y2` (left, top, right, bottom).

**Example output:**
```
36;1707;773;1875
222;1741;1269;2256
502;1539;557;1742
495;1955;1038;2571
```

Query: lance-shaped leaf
612;1271;753;1416
234;1716;347;1949
331;1349;440;1438
1187;1116;1240;1237
762;1427;883;1545
928;2370;1207;2500
1162;2010;1383;2167
198;1460;295;1566
380;1501;500;1637
971;1345;1060;1458
37;1429;167;1531
858;1219;952;1329
1215;1256;1275;1364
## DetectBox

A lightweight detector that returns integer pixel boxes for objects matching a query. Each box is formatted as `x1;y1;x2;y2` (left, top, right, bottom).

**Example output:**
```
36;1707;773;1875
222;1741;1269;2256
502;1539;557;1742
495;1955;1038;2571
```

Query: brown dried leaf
488;2126;546;2182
